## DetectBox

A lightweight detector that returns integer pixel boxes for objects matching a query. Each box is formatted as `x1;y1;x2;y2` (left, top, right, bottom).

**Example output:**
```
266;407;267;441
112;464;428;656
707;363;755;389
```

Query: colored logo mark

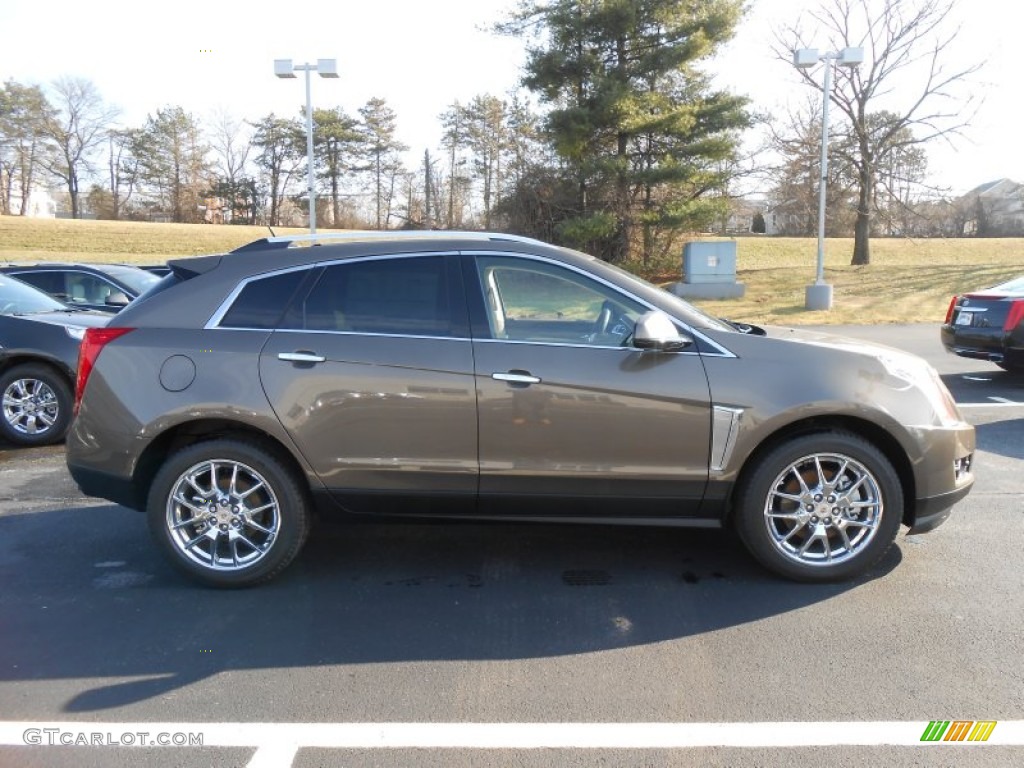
921;720;997;742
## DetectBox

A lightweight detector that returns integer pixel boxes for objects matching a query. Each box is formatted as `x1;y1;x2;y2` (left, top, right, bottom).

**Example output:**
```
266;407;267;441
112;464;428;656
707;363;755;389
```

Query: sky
1;0;1020;197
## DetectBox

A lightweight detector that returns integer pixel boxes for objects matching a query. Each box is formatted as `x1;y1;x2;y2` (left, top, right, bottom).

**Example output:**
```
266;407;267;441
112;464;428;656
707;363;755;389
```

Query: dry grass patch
0;216;314;262
655;236;1024;325
2;216;1021;325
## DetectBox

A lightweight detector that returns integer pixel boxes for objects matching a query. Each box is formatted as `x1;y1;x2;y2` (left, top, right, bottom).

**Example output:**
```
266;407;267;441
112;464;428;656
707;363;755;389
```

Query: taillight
75;327;135;414
944;296;958;325
1005;300;1024;332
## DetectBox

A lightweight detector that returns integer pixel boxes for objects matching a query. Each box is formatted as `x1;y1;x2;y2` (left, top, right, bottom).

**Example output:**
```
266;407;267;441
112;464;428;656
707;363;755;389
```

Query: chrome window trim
206;251;459;331
472;337;638;353
208;327;634;351
206;263;316;330
465;249;736;358
205;248;738;359
268;328;472;343
302;249;458;271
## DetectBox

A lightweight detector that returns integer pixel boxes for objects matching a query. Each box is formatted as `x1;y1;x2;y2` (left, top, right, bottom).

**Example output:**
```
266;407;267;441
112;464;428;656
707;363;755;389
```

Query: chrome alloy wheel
165;459;281;571
762;452;883;567
2;377;60;437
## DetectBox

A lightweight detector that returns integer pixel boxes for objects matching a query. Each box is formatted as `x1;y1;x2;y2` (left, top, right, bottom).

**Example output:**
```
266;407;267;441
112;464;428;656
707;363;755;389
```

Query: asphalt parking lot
0;324;1021;767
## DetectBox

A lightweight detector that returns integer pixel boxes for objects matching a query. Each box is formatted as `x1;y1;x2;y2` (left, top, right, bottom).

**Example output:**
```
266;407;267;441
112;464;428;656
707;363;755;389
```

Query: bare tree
105;128;139;219
39;77;118;218
777;0;981;264
209;109;252;223
767;96;858;236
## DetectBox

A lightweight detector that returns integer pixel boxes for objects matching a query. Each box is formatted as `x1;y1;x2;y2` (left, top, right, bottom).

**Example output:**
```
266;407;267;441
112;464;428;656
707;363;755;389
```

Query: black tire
995;361;1024;373
147;439;311;588
0;363;73;446
734;432;903;582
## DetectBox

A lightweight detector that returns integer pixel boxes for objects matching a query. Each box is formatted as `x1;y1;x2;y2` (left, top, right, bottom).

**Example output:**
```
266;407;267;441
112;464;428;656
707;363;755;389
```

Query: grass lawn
1;215;1021;325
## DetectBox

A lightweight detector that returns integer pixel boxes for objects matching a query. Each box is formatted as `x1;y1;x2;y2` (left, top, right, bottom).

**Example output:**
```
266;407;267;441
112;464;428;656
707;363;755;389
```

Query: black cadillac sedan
0;275;110;445
941;274;1024;372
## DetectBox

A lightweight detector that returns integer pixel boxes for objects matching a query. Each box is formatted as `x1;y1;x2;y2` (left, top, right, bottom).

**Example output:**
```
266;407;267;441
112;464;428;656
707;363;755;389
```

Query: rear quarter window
218;269;309;329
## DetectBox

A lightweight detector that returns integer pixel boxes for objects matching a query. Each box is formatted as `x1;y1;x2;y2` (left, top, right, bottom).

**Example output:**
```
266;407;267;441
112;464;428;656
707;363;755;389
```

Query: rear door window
282;255;460;337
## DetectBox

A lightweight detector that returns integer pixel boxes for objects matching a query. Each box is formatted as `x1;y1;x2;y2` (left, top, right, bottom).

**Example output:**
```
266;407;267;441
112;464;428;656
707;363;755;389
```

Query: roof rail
240;230;547;249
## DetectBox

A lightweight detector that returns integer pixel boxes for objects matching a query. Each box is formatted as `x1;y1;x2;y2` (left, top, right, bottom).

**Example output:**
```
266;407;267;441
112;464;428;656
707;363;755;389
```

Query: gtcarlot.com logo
22;728;203;747
921;720;997;742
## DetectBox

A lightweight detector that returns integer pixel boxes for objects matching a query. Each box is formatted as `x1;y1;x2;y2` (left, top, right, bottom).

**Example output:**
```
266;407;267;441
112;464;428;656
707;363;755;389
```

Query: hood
761;325;916;362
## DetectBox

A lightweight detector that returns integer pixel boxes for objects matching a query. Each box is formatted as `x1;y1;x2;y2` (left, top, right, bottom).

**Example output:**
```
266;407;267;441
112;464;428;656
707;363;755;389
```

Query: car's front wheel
0;363;73;446
734;432;903;582
147;440;311;588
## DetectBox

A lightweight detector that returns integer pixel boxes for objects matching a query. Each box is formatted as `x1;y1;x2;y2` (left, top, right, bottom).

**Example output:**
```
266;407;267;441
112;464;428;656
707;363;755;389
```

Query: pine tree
500;0;750;262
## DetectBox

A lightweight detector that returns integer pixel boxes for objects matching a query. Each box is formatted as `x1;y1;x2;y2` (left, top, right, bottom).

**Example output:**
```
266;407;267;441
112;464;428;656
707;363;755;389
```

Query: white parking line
3;720;1023;760
957;400;1024;408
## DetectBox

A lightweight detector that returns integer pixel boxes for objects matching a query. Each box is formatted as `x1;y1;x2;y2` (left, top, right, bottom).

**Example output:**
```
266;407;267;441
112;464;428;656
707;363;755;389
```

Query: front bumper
908;479;974;534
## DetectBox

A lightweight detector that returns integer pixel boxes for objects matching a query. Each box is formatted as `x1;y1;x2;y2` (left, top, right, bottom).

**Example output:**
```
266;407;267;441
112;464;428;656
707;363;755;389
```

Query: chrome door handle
492;372;541;384
278;352;326;363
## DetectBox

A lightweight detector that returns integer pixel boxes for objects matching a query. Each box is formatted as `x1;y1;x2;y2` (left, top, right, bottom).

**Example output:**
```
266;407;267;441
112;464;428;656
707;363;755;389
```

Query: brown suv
66;232;975;587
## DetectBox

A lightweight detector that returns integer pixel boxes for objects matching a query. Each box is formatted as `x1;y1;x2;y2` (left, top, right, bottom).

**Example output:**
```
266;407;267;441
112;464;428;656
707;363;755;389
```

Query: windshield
0;276;69;314
101;265;162;294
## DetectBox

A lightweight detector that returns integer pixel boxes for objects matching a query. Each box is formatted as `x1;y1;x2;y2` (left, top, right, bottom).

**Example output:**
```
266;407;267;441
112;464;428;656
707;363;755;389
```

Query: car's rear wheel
734;432;903;582
995;361;1024;373
147;440;311;588
0;364;72;446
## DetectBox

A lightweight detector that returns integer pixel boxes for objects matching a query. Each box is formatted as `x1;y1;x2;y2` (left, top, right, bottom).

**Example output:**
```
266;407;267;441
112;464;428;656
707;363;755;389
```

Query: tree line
0;0;992;266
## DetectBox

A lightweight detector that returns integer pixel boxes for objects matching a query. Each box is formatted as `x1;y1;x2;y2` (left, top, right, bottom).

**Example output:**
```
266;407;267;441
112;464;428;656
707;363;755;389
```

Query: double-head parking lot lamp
274;58;339;235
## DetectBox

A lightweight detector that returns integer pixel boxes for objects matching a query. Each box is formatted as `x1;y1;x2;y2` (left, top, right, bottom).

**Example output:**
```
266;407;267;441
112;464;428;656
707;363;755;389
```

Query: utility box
669;240;745;300
683;241;737;283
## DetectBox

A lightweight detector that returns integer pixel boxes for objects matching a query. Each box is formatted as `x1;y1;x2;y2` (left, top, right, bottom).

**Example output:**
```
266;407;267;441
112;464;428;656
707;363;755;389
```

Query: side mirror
632;310;691;352
105;291;130;307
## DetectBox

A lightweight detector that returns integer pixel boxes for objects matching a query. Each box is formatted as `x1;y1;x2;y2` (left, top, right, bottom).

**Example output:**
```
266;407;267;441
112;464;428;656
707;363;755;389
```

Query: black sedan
941;275;1024;372
0;275;110;446
0;262;161;313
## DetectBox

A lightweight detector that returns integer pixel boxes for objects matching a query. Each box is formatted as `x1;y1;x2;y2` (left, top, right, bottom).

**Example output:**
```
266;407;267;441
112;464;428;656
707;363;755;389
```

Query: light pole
793;46;863;311
274;58;339;235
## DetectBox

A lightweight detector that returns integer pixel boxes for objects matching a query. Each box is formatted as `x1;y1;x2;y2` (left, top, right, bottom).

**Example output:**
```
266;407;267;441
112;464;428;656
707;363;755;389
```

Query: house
960;178;1024;236
764;198;815;236
5;183;57;218
712;196;769;235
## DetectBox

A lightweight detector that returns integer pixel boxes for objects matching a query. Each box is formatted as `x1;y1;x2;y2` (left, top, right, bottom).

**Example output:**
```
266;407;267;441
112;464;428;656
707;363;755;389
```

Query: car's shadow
973;417;1024;460
939;369;1023;461
0;503;900;713
941;367;1024;405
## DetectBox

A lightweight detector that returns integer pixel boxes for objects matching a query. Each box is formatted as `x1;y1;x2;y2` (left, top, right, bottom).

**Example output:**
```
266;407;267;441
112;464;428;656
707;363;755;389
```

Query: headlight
65;326;86;341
